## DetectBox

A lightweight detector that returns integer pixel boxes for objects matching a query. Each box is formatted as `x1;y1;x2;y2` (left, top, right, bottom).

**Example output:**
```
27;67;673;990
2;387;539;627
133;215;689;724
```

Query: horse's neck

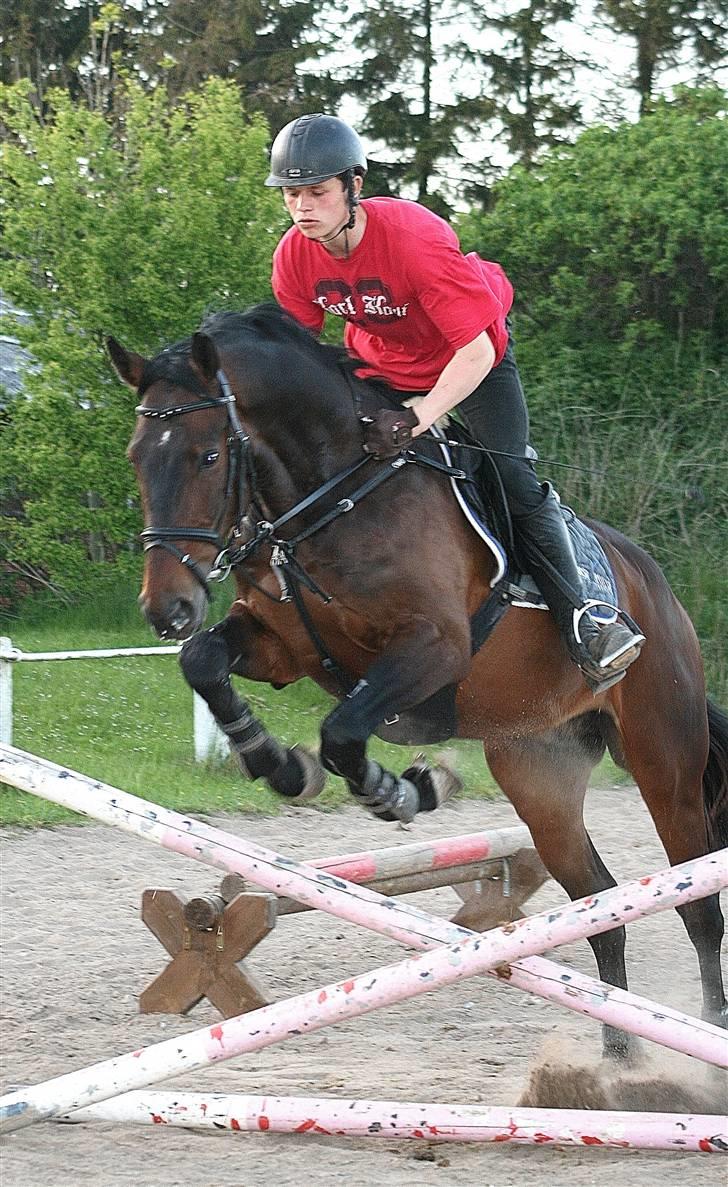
247;405;358;521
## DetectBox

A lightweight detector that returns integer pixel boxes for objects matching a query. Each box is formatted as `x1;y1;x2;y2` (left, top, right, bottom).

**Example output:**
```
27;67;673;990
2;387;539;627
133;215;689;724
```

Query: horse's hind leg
179;611;325;801
486;715;637;1060
615;679;727;1028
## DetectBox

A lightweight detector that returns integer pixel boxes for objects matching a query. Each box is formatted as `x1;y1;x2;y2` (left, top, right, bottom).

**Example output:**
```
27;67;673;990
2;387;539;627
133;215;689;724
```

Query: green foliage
457;90;728;697
0;77;285;596
458;87;728;357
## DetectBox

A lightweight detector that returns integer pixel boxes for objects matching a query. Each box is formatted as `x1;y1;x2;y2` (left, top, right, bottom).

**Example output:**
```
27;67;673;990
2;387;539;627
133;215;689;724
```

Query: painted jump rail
1;841;725;1136
1;744;727;1144
140;828;548;1017
1;743;725;1068
56;1091;728;1152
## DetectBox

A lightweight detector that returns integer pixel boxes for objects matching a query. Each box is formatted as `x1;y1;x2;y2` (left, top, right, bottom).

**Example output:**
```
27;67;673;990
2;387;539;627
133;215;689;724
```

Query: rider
265;112;645;691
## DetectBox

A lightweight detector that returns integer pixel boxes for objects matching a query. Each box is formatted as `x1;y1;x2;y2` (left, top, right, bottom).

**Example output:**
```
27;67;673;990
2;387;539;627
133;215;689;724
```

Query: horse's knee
179;624;243;722
320;700;368;779
179;625;230;691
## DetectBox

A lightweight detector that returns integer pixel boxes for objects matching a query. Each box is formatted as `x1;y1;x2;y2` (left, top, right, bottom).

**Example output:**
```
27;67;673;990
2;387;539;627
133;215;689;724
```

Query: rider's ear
191;332;220;383
106;337;147;389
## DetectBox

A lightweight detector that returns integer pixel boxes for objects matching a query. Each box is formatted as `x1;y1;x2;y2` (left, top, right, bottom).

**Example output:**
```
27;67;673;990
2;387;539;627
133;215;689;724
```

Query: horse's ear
191;332;220;383
106;337;147;389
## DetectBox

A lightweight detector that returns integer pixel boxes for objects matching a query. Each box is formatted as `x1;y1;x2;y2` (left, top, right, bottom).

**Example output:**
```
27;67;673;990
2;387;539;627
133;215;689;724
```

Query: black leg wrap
222;711;287;782
351;760;420;824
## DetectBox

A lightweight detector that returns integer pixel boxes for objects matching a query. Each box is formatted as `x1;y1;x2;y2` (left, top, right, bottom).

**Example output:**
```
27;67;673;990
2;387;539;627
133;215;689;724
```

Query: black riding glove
361;407;420;458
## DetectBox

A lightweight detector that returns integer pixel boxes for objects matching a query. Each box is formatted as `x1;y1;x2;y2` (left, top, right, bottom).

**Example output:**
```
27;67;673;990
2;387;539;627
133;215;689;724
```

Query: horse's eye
201;450;220;468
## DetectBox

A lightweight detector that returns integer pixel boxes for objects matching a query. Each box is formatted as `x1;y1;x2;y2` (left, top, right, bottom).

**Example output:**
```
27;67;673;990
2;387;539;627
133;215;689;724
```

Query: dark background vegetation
1;2;726;704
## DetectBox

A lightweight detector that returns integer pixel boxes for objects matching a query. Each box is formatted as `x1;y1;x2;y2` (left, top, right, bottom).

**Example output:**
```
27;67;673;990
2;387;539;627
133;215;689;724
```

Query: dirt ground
1;782;726;1187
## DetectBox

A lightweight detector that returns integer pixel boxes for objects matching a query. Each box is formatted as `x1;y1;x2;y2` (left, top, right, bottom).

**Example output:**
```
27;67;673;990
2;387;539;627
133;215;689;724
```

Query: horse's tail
704;698;728;850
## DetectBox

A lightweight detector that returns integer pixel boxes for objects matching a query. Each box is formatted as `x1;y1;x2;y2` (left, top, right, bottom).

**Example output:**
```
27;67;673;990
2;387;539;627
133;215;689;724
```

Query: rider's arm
410;331;495;435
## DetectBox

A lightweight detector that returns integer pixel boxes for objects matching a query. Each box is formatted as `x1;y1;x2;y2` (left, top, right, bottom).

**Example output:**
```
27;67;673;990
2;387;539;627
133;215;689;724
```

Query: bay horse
108;304;728;1059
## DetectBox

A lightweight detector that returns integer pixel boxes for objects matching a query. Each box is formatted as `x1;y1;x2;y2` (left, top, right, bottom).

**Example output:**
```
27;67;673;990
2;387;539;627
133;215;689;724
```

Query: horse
108;303;728;1060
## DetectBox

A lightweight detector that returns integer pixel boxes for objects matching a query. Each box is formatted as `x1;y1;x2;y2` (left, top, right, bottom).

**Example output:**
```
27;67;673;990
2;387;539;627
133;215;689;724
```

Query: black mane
140;303;395;404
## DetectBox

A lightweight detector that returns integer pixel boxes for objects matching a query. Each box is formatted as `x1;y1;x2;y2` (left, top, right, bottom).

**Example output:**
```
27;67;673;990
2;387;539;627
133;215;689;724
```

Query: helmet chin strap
315;170;358;253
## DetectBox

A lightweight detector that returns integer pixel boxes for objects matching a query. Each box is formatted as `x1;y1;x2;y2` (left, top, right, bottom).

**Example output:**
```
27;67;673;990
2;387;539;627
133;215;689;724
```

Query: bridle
135;369;251;600
135;367;466;609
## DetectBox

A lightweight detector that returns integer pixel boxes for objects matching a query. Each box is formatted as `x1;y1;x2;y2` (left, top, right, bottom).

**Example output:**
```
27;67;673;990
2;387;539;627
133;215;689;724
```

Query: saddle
375;421;620;747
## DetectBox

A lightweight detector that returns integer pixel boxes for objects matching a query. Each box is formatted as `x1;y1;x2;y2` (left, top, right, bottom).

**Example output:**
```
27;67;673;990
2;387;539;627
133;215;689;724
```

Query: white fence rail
0;637;226;764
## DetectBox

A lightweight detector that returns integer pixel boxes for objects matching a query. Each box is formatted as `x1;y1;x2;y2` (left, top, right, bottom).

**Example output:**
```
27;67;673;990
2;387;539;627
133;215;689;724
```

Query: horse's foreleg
319;625;466;823
179;616;325;801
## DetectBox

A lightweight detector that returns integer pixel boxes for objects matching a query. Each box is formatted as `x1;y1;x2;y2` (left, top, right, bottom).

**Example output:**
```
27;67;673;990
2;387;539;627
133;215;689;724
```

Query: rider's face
282;177;355;241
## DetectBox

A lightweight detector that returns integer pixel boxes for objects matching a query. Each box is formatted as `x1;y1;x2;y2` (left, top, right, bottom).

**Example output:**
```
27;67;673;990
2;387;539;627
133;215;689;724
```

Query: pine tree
0;0;89;102
470;0;583;168
596;0;728;114
135;0;341;133
343;0;491;215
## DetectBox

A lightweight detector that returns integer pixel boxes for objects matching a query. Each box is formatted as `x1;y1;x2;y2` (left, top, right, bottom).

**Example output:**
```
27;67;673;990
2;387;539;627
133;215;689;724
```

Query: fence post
0;637;15;746
193;693;229;764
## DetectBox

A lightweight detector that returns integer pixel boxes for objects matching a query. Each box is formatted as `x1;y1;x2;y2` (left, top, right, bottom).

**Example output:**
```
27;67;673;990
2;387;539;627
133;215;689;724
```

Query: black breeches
391;335;545;519
456;339;545;518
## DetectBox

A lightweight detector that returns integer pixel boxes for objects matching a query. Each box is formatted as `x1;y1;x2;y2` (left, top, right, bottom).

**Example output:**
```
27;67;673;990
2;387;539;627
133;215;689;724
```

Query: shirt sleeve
413;242;506;352
272;242;325;335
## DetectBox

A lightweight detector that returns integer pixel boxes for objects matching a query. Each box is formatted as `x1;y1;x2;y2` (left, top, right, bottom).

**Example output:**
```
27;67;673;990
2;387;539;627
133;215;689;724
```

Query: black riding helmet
265;114;367;187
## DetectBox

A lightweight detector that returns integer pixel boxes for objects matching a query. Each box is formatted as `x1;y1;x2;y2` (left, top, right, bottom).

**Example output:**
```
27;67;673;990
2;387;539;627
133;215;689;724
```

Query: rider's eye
201;450;220;468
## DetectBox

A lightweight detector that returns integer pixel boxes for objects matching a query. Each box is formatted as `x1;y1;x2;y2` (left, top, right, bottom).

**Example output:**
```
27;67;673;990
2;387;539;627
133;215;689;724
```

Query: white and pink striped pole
1;846;725;1133
0;743;724;1066
58;1091;728;1152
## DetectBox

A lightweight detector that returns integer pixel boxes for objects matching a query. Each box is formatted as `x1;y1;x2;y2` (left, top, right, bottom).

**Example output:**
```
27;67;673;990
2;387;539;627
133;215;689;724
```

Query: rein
135;369;457;605
135;365;485;693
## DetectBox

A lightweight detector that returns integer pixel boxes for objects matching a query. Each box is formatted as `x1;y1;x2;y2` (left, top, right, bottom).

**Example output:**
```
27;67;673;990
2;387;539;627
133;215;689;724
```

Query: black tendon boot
515;485;645;692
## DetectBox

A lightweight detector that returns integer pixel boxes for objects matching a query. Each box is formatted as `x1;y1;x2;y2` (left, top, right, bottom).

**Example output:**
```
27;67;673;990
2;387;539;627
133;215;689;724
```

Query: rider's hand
361;407;420;458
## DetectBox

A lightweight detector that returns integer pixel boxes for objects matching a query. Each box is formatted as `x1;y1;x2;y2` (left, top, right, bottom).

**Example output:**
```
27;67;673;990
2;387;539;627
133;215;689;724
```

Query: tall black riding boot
514;485;645;692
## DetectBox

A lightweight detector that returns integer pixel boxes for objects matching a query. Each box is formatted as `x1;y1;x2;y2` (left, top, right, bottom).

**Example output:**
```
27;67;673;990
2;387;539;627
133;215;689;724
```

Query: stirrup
572;603;645;691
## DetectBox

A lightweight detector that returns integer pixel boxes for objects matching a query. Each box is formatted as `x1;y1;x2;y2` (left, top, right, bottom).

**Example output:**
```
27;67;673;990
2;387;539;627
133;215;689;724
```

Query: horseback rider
265;113;645;691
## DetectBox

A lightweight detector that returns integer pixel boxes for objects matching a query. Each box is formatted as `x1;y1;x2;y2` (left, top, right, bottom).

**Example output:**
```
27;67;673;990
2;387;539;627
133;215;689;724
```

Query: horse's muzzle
139;592;204;641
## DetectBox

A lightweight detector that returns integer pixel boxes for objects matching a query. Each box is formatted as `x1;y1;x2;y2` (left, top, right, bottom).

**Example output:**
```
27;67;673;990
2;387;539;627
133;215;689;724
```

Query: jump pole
1;845;725;1133
0;743;725;1065
57;1092;728;1152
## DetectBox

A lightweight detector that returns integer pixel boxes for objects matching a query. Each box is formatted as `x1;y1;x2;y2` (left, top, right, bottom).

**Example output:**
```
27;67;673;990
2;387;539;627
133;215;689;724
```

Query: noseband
135;370;250;599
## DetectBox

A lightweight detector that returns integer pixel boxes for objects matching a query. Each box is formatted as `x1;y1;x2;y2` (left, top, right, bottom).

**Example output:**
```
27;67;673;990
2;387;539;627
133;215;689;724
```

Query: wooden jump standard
0;836;724;1137
140;828;548;1017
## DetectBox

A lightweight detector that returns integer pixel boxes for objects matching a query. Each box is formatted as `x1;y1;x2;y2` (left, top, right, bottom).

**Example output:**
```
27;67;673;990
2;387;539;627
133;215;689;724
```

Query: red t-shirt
271;197;514;391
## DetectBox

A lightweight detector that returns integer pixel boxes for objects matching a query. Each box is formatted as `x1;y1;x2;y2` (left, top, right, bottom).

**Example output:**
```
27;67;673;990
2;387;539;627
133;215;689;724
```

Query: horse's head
108;330;247;639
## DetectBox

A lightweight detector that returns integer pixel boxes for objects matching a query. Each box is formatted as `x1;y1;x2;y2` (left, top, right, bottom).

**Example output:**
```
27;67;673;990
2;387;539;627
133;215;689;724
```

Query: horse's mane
139;302;395;404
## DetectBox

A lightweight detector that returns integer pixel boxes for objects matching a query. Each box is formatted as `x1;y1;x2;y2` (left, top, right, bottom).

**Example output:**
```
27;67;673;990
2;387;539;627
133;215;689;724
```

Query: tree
458;86;728;362
0;0;88;104
134;0;342;134
0;78;285;595
343;0;492;214
596;1;728;114
470;1;583;169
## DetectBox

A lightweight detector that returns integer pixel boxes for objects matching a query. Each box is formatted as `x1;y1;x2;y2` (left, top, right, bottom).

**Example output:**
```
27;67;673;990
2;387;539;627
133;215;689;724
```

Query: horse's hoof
286;744;327;802
401;753;463;812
